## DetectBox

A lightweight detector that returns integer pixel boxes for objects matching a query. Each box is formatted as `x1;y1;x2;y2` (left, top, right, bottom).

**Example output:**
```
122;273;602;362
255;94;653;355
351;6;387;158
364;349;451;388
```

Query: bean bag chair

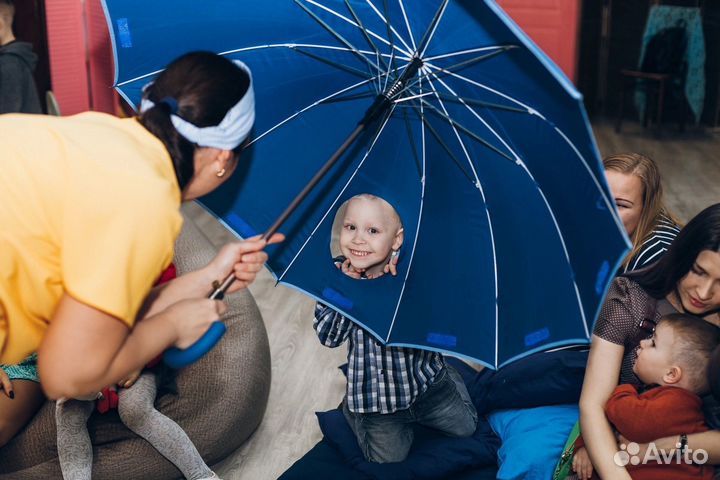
0;210;271;479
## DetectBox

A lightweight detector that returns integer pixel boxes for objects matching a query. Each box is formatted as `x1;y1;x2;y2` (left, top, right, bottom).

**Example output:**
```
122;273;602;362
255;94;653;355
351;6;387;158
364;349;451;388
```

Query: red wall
498;0;581;83
45;0;116;115
45;0;581;115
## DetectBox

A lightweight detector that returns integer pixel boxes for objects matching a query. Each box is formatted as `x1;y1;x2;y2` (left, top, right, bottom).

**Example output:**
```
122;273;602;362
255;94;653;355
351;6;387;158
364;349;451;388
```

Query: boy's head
0;1;14;44
339;194;403;276
633;313;720;395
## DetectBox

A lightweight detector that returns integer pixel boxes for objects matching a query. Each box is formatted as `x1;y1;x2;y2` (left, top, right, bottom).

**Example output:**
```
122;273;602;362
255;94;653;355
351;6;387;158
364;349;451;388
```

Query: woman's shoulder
654;212;682;231
607;276;649;301
626;213;681;271
595;277;655;343
606;276;656;320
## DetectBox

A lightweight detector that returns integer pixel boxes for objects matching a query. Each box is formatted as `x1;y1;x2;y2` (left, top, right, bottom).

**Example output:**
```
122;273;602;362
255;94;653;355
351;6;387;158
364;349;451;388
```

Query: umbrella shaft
210;123;366;299
210;58;423;299
262;123;365;240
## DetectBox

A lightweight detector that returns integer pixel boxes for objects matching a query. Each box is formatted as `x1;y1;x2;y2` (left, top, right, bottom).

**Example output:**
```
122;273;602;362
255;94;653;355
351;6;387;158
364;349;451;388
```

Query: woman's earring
216;168;226;178
391;250;399;259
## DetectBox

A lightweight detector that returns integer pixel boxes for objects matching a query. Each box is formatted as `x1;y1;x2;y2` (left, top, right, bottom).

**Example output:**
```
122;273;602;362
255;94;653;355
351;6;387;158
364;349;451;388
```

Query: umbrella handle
163;321;227;368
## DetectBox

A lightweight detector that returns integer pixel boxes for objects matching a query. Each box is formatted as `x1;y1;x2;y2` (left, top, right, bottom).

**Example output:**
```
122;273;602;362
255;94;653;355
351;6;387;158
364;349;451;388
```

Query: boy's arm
313;303;353;347
605;384;702;443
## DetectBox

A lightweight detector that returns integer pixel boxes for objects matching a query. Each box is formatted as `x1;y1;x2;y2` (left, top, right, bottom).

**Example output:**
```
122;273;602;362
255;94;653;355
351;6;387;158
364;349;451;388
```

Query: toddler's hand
337;258;364;279
118;369;142;389
572;446;594;480
0;368;14;399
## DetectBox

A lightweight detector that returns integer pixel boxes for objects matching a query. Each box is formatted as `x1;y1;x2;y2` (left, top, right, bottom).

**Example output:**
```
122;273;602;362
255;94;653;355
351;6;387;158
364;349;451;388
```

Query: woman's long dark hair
628;203;720;299
138;51;250;189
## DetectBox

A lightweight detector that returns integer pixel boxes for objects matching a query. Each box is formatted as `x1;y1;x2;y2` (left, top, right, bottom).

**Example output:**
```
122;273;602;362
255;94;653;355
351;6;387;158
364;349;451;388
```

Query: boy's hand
0;368;14;399
118;369;142;389
337;258;364;279
572;446;594;480
383;251;399;277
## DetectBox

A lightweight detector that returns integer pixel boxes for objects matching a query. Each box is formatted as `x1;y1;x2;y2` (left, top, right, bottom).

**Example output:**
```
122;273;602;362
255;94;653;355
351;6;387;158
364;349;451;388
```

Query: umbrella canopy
103;0;631;369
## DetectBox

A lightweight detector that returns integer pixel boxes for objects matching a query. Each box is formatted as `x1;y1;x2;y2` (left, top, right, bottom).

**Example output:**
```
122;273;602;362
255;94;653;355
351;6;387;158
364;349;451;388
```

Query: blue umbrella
103;0;631;369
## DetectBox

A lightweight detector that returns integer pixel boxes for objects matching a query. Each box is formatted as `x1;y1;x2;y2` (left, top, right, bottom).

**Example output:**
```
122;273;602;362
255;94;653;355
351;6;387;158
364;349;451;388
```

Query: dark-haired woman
0;51;281;402
579;203;720;479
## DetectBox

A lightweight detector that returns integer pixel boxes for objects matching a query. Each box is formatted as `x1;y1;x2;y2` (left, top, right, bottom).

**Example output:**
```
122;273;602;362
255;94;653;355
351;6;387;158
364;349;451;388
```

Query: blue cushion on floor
488;405;579;480
317;408;499;480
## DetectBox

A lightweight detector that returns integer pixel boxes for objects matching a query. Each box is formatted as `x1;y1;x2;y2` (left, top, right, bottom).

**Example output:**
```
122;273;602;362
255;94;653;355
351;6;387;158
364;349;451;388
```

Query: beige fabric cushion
0;213;271;479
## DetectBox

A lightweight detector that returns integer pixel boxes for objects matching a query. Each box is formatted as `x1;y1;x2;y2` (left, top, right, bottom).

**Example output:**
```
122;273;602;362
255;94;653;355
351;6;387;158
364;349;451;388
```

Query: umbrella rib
425;69;522;162
321;91;377;104
416;0;449;57
364;0;414;55
397;0;417;51
399;46;516;97
416;97;515;163
424;45;516;62
116;44;395;88
383;50;396;92
300;0;413;58
400;103;422;178
424;62;624;235
294;47;372;80
403;103;476;184
432;93;528;114
393;92;434;103
295;0;382;78
278;106;399;282
381;3;399;79
386;81;427;343
248;73;387;147
344;0;389;92
421;61;539;116
427;70;590;338
421;73;500;367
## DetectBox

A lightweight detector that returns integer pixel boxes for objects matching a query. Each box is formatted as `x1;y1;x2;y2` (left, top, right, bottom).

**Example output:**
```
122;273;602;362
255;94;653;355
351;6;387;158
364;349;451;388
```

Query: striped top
314;303;445;414
621;213;681;273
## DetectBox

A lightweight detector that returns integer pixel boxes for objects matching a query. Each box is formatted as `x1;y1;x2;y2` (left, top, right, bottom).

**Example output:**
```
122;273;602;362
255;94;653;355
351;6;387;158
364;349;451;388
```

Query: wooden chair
615;70;680;132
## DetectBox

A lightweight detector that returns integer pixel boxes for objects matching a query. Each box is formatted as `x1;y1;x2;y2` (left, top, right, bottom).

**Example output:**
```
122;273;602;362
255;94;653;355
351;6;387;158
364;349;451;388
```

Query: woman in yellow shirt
0;51;281;410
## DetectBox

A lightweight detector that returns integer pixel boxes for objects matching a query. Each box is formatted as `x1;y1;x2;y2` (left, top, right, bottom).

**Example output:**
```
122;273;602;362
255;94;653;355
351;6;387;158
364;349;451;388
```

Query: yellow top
0;112;183;363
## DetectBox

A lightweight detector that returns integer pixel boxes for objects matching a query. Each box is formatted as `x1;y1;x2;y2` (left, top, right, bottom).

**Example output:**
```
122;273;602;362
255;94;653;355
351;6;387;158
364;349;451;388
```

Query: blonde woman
603;152;681;273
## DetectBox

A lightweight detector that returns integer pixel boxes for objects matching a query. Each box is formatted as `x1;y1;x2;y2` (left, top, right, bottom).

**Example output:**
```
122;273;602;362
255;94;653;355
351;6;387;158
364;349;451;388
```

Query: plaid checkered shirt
314;302;445;414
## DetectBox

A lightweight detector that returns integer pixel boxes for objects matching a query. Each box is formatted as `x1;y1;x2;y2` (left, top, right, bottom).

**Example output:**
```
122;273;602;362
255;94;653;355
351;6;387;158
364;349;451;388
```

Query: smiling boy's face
339;196;403;275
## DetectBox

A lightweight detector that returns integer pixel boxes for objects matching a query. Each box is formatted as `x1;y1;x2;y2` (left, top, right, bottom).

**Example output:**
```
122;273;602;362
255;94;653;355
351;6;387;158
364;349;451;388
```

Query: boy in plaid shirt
315;195;477;463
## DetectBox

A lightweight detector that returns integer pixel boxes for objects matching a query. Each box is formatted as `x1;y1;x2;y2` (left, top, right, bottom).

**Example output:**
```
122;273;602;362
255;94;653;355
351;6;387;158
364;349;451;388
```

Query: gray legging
55;372;214;480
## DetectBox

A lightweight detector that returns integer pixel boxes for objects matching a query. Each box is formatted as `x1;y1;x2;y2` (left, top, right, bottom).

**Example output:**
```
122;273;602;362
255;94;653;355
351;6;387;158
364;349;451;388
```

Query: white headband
139;59;255;150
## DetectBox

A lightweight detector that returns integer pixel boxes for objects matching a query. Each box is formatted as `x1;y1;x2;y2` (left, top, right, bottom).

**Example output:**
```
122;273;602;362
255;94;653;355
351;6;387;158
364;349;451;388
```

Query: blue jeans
342;364;478;463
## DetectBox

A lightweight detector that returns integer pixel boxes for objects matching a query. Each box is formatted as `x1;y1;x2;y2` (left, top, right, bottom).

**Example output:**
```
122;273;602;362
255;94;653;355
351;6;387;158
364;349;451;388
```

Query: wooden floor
188;118;720;480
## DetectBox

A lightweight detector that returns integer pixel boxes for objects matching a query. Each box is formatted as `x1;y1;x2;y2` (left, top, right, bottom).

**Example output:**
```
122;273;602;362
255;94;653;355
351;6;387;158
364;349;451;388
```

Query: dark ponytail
139;101;196;188
138;51;250;190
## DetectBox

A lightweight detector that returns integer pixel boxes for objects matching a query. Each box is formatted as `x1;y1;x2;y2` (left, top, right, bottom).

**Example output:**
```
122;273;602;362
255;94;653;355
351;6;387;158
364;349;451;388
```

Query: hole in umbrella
330;194;404;281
